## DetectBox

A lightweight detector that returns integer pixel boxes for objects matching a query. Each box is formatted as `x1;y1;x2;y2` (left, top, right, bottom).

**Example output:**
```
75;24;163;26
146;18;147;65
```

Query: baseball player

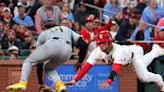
6;26;87;92
65;30;164;92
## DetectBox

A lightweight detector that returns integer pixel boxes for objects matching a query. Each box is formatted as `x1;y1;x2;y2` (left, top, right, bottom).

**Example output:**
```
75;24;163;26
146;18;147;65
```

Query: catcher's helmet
98;30;113;44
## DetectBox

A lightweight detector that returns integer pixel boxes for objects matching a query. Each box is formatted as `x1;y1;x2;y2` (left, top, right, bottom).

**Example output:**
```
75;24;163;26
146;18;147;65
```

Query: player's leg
6;40;59;91
44;52;71;92
143;44;164;67
36;63;46;91
44;60;65;92
132;46;164;91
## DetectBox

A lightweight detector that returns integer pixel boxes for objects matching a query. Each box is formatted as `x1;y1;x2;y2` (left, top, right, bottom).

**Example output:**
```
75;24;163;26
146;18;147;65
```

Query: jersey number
49;27;63;32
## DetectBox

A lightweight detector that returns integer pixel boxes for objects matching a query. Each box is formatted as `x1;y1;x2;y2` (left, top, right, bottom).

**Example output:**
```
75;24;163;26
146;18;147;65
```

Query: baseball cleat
6;81;27;91
38;84;55;92
7;88;25;92
55;81;66;92
152;44;164;56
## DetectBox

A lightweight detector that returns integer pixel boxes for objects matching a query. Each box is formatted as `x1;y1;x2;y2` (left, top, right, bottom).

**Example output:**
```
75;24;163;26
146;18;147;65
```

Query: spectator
80;16;96;57
15;25;27;41
0;20;5;42
1;7;16;28
113;11;124;26
103;0;122;20
157;16;164;27
141;0;164;25
130;20;151;42
35;0;62;34
0;0;17;10
156;0;164;8
129;0;138;8
82;0;99;17
94;0;107;8
115;13;137;45
3;23;11;34
152;16;164;48
13;5;34;29
62;0;74;10
80;16;94;44
153;27;164;48
13;0;32;16
129;20;151;52
72;22;81;34
119;0;137;8
22;31;36;49
93;18;102;28
135;0;147;15
1;29;22;49
0;3;6;19
61;3;74;22
60;18;73;28
28;0;42;21
74;3;89;26
110;20;119;40
0;21;13;43
8;45;19;60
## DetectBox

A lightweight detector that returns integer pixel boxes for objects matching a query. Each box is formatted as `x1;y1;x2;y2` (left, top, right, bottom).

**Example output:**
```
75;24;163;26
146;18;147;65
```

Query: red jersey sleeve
74;62;93;82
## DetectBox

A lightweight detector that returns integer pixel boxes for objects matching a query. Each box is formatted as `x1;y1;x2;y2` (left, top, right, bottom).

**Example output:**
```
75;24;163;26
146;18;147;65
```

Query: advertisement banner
46;64;119;92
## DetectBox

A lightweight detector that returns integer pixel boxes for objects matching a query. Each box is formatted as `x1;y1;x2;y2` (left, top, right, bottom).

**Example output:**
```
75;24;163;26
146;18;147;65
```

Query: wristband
106;79;112;84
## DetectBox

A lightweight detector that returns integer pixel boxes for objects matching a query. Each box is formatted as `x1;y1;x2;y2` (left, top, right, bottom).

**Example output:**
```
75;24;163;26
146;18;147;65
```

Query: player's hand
65;80;76;86
74;62;82;72
98;82;110;89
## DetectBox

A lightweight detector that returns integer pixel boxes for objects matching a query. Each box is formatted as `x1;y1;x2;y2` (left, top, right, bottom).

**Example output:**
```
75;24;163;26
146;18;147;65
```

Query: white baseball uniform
87;43;164;88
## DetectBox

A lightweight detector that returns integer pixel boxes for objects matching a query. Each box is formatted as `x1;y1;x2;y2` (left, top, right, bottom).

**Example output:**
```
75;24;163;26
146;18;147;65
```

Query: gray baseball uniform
20;26;81;83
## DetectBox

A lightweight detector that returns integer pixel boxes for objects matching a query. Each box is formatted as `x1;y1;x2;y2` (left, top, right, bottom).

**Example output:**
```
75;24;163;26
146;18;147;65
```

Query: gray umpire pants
20;38;72;83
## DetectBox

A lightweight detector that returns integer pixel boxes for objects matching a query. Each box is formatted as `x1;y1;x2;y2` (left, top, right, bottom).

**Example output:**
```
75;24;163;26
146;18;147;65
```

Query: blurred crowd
0;0;164;60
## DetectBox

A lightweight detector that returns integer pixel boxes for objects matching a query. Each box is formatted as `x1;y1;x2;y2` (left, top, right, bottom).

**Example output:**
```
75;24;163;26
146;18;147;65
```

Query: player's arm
75;62;93;81
74;37;88;72
77;37;88;63
106;63;122;84
65;62;93;86
69;27;88;71
98;63;122;89
65;47;100;85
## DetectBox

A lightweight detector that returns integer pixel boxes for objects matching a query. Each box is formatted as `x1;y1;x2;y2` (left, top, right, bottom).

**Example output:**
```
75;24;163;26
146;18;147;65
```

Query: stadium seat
19;56;28;60
1;49;9;56
20;49;31;56
0;56;9;60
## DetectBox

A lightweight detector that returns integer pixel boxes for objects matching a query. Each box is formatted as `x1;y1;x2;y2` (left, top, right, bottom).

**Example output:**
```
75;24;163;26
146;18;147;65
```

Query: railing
81;2;163;29
126;40;164;43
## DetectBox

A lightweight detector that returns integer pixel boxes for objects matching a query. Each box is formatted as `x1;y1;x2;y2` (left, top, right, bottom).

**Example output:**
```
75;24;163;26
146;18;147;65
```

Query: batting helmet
98;30;113;43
